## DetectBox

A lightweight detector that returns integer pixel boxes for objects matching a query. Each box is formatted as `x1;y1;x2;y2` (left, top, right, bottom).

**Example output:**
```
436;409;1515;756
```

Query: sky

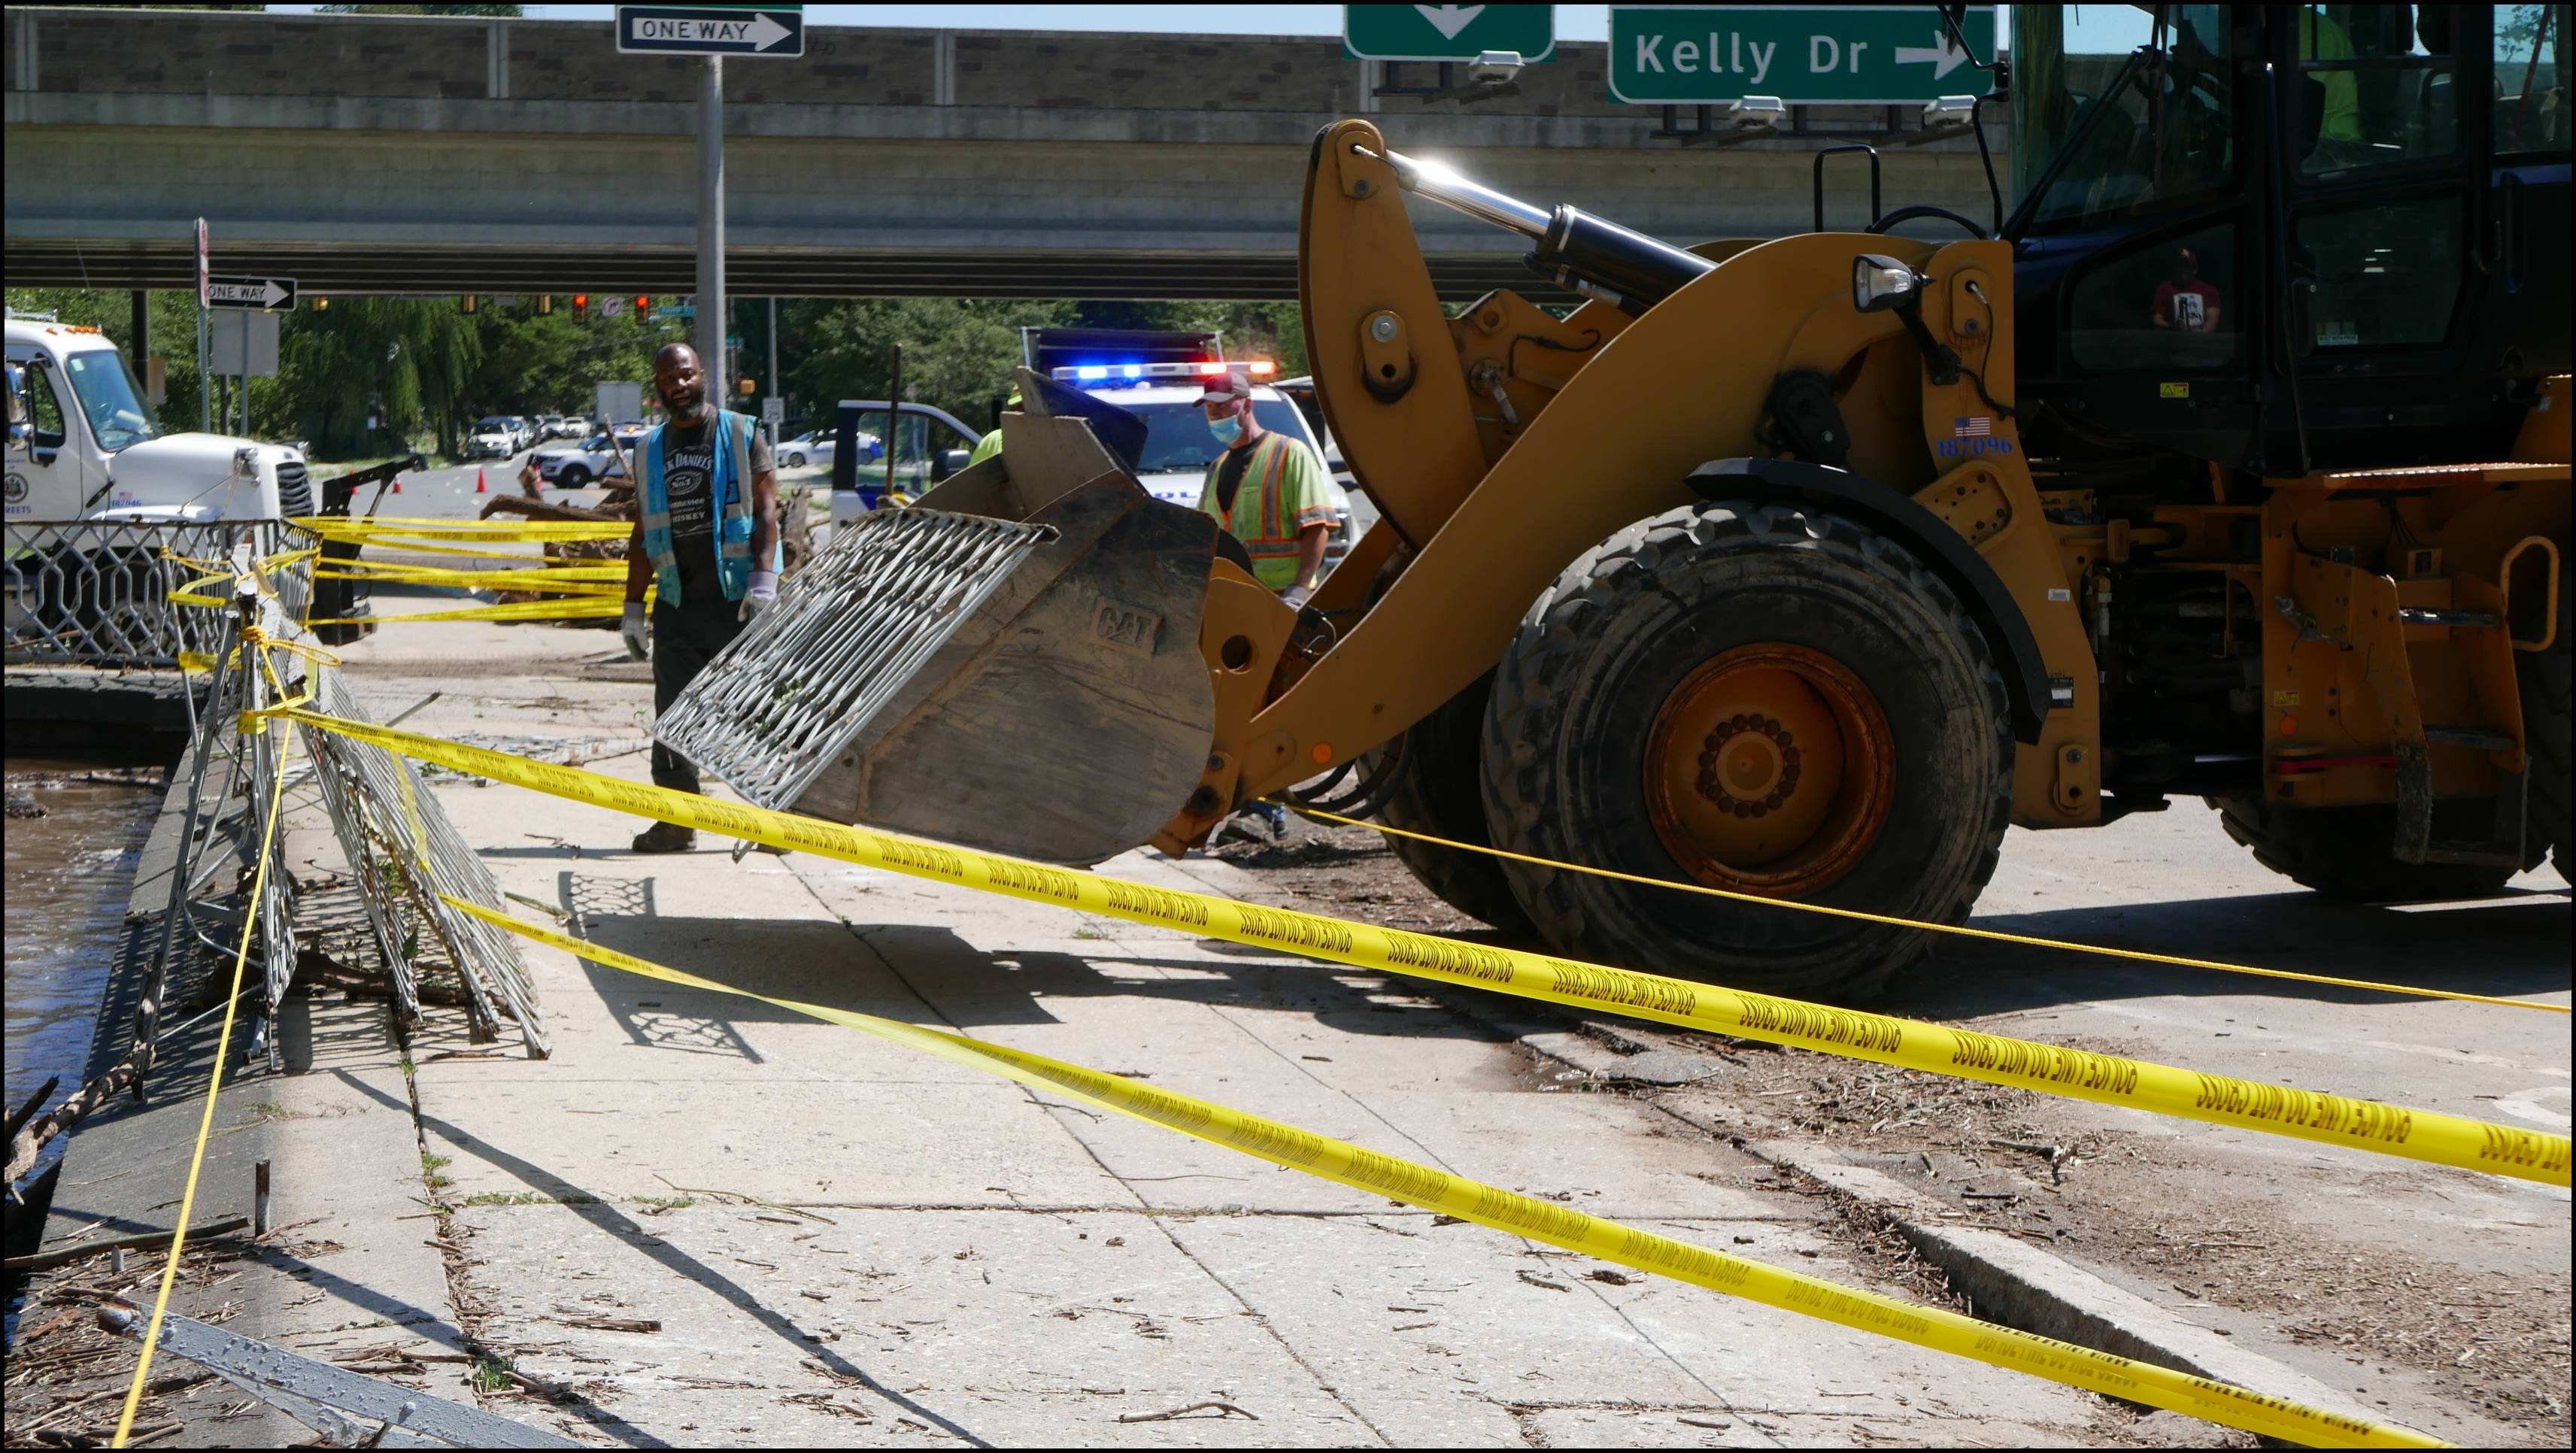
262;5;1625;40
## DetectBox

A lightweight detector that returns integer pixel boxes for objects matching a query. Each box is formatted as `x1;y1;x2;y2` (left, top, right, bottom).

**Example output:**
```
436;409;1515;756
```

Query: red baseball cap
2174;247;2199;267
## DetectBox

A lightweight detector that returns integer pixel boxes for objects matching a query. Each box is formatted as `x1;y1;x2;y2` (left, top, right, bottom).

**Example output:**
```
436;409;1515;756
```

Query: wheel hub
1646;644;1894;896
1700;714;1798;814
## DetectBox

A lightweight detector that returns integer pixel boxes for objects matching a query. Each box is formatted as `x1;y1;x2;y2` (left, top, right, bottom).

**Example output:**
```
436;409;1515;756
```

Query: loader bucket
651;377;1221;866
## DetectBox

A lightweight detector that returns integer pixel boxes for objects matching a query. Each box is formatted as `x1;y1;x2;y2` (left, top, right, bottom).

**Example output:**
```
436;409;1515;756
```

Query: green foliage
282;296;483;459
781;297;1072;435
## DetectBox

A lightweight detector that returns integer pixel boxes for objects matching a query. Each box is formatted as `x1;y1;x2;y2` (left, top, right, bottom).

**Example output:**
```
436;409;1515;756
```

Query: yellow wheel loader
661;5;2569;999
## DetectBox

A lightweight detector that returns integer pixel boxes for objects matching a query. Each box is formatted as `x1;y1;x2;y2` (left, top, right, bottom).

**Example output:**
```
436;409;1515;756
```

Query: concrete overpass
4;7;2010;300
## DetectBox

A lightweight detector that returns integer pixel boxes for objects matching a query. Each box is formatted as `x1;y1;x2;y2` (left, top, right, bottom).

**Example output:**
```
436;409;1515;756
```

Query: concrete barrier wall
3;7;2012;299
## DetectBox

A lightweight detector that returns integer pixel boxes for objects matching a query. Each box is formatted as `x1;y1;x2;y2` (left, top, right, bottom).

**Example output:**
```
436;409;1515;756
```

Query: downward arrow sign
748;11;792;51
1893;31;1971;81
1414;4;1486;42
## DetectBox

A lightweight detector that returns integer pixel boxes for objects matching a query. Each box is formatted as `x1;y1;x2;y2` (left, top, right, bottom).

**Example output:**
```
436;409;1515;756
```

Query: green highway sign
1344;5;1555;63
1609;6;1994;106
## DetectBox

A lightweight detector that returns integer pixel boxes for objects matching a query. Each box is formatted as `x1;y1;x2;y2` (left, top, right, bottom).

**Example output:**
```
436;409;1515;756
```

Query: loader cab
2006;4;2568;476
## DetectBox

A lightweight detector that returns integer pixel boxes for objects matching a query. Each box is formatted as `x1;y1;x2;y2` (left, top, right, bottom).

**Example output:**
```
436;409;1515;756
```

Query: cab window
2294;195;2465;348
2294;5;2459;176
2495;5;2571;154
2068;223;2242;369
2016;5;2235;232
22;360;70;450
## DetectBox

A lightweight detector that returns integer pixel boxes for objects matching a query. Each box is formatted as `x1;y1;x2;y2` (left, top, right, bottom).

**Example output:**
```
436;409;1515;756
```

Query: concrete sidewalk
210;610;2134;1447
402;734;2116;1446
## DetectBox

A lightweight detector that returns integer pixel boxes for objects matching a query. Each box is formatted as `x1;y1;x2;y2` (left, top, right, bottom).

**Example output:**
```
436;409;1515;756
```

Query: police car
1048;360;1354;563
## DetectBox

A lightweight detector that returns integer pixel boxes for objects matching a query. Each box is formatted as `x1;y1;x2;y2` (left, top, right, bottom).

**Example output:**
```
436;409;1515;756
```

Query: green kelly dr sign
1609;6;1995;105
1344;5;1555;62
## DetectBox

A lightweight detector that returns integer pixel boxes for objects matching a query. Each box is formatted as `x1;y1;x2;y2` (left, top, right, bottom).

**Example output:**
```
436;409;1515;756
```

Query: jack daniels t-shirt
657;413;772;608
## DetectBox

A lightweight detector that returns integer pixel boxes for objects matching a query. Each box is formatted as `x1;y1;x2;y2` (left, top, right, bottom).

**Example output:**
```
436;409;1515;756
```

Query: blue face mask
1207;413;1243;445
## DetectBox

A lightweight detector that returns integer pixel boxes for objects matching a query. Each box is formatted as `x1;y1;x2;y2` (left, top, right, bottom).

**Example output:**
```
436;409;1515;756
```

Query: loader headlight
1852;254;1922;314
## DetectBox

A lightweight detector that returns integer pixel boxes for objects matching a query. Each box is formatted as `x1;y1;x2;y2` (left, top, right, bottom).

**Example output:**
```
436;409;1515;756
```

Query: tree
781;298;1073;435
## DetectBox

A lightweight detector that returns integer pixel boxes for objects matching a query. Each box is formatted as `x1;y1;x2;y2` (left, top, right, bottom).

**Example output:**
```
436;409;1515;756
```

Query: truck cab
6;315;312;526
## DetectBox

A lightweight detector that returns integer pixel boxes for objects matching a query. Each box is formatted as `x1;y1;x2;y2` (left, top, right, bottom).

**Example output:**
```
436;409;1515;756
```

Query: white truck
8;314;320;661
7;314;314;524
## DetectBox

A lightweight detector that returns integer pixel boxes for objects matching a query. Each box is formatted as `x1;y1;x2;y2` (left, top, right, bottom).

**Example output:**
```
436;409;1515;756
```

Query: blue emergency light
1050;360;1276;387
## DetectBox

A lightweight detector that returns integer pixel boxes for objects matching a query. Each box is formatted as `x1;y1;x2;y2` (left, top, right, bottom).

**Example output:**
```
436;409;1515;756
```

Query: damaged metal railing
296;664;550;1057
4;519;315;667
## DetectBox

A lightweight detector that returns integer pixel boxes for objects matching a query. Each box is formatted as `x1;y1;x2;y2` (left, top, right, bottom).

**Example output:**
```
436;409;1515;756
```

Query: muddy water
4;761;163;1120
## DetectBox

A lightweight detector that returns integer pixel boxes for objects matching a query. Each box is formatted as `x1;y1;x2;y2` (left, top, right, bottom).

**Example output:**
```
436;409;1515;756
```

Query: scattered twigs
1117;1401;1258;1424
649;1173;836;1224
2;1218;251;1273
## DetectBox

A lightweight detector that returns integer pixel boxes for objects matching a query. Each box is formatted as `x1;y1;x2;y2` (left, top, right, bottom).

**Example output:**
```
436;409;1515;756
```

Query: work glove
1280;583;1313;611
620;602;649;660
739;569;778;622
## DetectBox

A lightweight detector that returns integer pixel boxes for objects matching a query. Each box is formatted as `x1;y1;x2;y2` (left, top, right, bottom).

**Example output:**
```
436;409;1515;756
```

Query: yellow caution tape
281;709;2573;1188
1302;808;2571;1016
294;517;633;544
320;559;628;587
302;597;624;627
324;537;614;564
446;894;2441;1448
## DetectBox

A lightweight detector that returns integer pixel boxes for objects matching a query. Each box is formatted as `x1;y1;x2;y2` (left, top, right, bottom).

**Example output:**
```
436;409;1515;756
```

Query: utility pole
767;296;779;443
696;56;725;397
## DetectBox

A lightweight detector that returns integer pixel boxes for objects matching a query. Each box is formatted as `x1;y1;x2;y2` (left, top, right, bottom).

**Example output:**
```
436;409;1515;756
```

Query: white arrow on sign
209;279;293;308
1894;32;1971;80
1414;4;1486;41
746;11;792;51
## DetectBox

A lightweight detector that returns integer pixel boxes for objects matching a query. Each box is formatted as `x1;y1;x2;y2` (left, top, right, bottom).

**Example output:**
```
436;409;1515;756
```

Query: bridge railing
3;520;317;669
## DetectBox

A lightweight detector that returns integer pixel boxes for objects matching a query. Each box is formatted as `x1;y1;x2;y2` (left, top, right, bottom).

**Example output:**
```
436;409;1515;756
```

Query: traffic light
634;296;652;313
738;376;756;396
311;297;329;312
573;293;589;321
538;294;554;315
461;294;478;314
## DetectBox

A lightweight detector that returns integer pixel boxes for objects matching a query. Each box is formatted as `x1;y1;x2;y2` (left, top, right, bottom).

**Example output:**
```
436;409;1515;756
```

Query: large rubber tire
2213;796;2515;900
2517;575;2570;883
1482;500;2014;1000
1369;673;1535;934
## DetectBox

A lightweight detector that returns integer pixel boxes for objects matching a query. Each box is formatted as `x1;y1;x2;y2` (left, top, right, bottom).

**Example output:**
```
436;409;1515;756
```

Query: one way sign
616;5;804;57
205;275;296;311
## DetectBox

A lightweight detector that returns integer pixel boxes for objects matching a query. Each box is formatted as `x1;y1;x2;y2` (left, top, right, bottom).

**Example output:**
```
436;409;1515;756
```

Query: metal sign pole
196;218;210;434
767;296;779;444
696;55;726;405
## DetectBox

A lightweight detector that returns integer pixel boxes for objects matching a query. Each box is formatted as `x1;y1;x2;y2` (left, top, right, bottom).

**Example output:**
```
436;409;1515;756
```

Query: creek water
3;760;165;1124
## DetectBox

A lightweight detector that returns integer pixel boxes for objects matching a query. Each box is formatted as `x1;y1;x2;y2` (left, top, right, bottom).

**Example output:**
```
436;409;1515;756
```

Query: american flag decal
1954;416;1992;438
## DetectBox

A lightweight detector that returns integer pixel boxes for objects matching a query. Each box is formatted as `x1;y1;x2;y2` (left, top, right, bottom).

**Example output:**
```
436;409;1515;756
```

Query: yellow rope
109;694;293;1447
1289;805;2568;1015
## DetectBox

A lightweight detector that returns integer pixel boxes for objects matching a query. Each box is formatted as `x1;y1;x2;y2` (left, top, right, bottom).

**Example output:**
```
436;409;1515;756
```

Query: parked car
532;433;630;490
548;414;587;440
781;426;878;471
464;416;523;460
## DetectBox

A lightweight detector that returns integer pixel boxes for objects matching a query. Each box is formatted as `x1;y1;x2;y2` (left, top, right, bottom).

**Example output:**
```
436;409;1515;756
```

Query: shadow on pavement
329;1069;995;1448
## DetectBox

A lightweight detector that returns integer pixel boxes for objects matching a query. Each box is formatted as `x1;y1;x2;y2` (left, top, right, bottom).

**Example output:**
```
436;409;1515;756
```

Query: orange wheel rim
1643;644;1895;897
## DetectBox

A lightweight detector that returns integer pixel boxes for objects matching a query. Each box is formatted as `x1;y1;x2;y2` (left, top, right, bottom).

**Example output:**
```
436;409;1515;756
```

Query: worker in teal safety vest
620;341;781;854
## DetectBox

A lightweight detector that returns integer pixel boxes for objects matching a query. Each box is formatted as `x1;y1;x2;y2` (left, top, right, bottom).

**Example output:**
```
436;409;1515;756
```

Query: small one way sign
616;5;805;57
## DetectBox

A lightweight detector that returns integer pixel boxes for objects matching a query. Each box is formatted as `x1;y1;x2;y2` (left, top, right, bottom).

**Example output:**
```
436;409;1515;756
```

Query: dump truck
662;5;2568;998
